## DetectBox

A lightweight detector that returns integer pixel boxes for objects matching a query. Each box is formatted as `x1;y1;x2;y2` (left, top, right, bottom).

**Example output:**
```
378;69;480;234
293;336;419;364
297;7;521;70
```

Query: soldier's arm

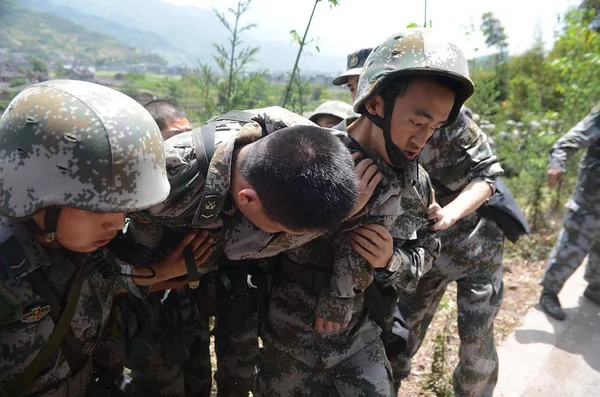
430;117;503;229
548;107;600;171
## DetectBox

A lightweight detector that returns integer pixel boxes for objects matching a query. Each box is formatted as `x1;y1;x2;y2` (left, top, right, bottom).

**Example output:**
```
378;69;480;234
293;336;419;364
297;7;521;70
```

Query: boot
583;284;600;306
539;289;566;321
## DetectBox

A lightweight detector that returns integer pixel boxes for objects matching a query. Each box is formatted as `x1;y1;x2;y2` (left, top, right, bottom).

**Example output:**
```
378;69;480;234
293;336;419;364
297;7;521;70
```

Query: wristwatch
385;254;403;273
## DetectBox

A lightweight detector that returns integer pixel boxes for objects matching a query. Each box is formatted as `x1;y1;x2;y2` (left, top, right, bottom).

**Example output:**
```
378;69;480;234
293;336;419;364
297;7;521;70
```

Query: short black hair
238;125;358;232
144;99;189;131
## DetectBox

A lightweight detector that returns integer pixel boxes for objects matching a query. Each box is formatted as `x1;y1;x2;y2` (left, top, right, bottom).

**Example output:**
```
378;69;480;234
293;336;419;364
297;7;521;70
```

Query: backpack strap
25;271;87;372
3;269;87;397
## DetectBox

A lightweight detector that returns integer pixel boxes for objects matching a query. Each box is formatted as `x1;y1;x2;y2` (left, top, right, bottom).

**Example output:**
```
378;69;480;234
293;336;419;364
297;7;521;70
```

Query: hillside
20;0;188;65
17;0;346;73
0;0;167;66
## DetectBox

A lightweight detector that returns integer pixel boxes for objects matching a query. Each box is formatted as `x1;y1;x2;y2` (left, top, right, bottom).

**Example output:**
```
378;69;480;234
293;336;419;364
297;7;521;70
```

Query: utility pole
423;0;427;27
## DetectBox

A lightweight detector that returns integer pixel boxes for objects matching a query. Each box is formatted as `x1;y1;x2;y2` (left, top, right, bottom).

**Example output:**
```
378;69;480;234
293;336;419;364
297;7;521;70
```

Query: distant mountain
0;0;167;66
20;0;346;73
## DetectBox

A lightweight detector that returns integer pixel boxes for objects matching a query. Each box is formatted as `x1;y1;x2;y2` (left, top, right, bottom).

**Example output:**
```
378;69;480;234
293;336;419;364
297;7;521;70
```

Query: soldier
309;100;359;128
120;106;367;397
0;80;213;397
539;102;600;320
144;99;192;140
332;48;373;101
255;28;474;396
121;101;213;397
390;106;505;396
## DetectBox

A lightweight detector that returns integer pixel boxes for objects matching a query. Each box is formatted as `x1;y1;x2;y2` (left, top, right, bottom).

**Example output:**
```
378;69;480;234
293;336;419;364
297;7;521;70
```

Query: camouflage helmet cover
332;48;373;86
309;100;359;123
0;80;170;219
353;28;474;126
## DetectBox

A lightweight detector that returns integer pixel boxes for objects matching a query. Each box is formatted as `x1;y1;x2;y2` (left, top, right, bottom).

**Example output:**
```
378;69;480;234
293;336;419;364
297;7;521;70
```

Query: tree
281;0;339;107
28;57;48;73
211;0;260;111
481;12;508;55
481;12;510;98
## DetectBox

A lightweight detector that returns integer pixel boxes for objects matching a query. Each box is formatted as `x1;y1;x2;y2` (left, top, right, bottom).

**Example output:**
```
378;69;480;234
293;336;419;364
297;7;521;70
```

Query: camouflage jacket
0;218;138;395
261;120;439;367
548;102;600;213
419;108;503;197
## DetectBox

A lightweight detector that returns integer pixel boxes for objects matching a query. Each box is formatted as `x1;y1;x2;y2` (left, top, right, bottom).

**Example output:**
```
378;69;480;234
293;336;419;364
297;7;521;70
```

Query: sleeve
374;170;440;291
451;119;504;192
433;112;503;193
314;234;375;324
548;107;600;171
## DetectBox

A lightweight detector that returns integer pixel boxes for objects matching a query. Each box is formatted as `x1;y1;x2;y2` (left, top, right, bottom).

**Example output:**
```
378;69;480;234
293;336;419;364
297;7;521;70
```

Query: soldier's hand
427;199;458;231
315;316;348;332
547;168;564;189
350;224;393;268
153;231;213;281
347;153;382;219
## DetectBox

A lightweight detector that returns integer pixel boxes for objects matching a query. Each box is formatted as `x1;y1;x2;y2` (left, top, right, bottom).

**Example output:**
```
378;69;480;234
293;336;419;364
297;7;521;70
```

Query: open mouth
403;151;419;160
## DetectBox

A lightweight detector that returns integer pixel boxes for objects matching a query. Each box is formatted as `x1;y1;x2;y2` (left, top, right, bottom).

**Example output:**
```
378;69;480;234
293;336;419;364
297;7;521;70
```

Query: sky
163;0;580;60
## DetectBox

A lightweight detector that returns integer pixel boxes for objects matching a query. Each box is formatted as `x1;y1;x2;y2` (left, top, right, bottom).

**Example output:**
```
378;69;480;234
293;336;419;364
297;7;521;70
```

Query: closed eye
411;120;422;127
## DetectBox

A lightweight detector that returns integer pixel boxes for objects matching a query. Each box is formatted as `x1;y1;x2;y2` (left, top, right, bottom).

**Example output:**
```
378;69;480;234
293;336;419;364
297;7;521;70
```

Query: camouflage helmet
0;80;170;220
309;100;359;123
332;48;373;86
353;28;474;126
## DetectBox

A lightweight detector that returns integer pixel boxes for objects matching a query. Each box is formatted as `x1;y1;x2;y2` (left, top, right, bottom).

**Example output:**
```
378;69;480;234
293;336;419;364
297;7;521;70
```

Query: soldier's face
347;76;359;101
372;77;454;163
37;208;126;252
162;118;192;141
315;115;343;128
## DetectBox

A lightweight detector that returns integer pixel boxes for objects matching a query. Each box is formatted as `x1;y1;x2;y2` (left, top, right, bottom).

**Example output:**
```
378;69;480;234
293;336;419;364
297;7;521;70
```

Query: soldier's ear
236;188;261;207
365;95;384;118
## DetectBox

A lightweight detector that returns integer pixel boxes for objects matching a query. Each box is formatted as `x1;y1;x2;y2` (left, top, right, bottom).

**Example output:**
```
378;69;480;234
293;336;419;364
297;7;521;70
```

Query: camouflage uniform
392;109;505;397
540;103;600;295
0;80;169;396
123;107;350;397
256;145;439;397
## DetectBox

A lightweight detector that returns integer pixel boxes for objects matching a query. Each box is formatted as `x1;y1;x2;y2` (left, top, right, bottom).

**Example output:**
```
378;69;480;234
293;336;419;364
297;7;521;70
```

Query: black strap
44;207;61;242
25;271;87;372
192;122;217;178
365;85;411;168
3;270;87;397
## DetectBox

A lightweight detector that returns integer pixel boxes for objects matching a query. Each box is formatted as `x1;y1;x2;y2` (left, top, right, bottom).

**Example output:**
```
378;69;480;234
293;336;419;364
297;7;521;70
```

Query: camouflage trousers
256;340;393;397
392;213;505;397
125;281;214;397
213;265;267;397
541;204;600;294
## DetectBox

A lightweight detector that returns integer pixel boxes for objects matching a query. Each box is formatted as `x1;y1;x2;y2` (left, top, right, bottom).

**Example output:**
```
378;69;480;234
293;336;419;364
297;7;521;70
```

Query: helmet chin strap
364;91;412;168
27;207;62;243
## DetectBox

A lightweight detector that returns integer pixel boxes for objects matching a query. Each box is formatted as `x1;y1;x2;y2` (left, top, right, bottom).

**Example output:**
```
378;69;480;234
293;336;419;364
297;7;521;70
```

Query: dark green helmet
353;28;474;126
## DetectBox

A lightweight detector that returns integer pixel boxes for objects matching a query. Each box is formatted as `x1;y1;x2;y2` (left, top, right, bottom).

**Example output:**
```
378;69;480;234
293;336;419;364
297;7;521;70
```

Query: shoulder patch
0;235;31;282
0;282;22;325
